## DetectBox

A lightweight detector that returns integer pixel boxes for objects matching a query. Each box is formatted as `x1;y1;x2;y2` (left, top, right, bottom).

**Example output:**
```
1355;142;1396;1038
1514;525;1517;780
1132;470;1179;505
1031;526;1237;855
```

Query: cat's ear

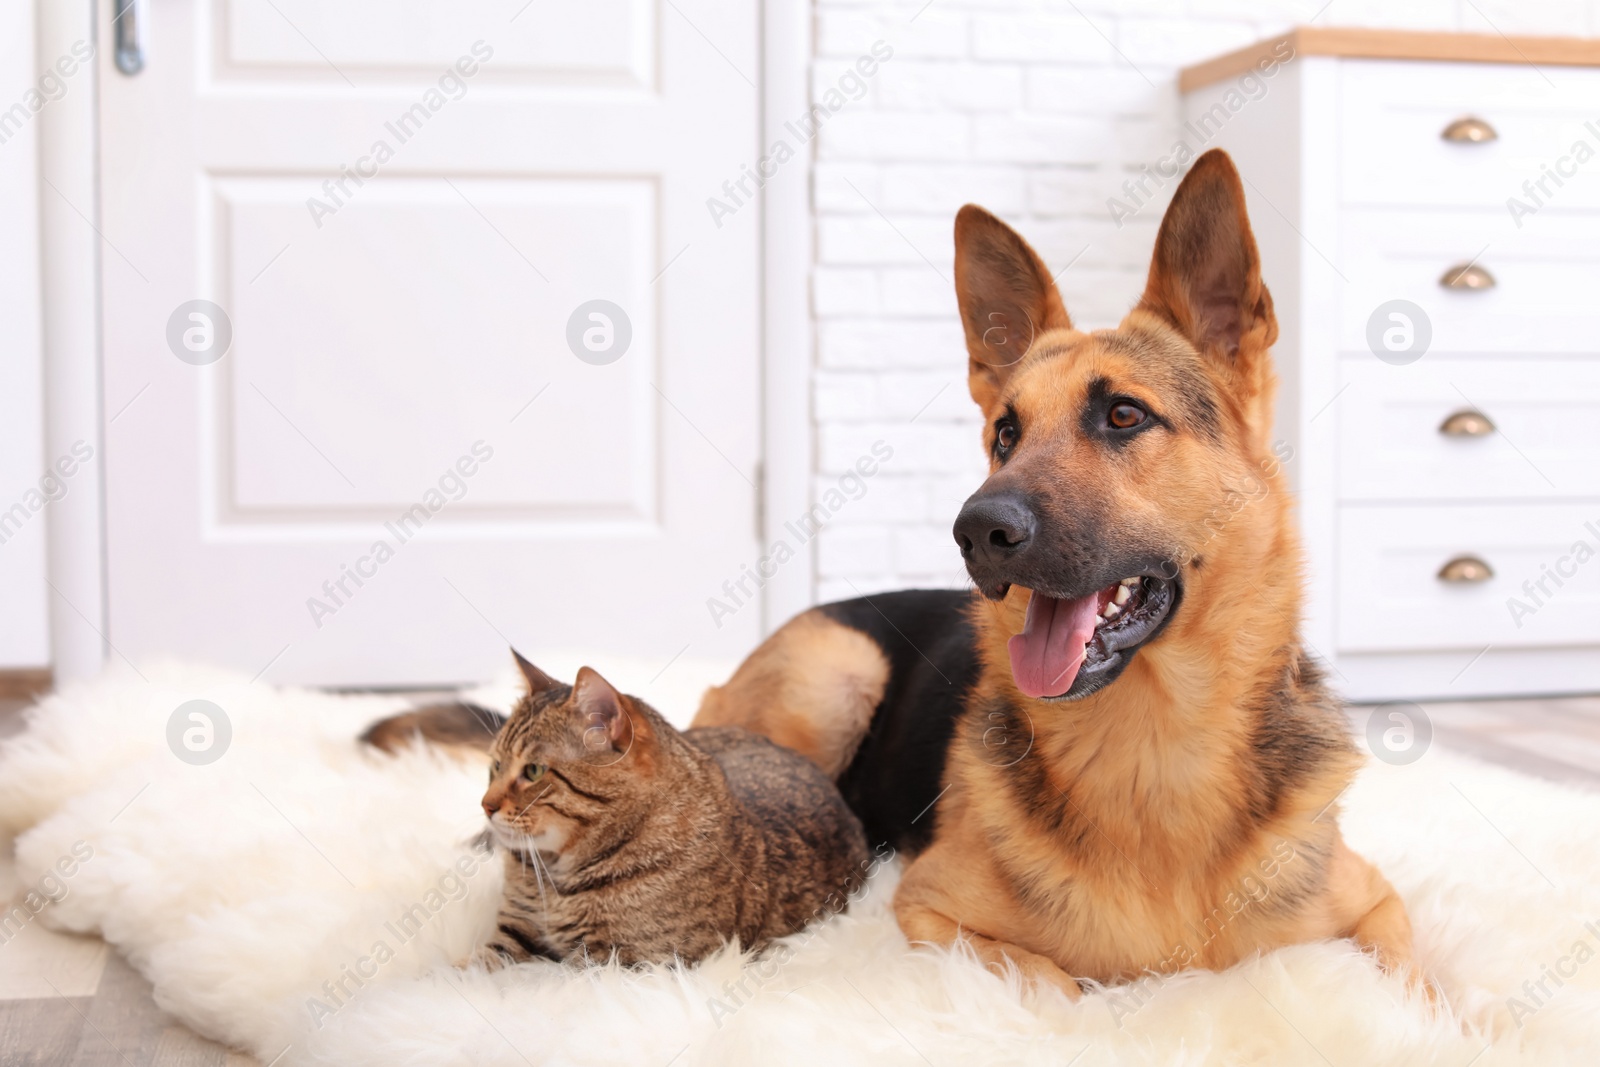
510;648;560;695
573;666;646;754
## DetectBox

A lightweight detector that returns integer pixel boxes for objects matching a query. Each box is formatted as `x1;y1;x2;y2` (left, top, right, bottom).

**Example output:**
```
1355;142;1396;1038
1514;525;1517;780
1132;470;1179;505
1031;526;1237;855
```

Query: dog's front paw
992;944;1084;1000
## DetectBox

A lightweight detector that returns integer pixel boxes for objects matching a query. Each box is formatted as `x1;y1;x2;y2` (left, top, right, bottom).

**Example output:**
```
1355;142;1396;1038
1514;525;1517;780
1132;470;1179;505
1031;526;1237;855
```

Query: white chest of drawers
1182;29;1600;701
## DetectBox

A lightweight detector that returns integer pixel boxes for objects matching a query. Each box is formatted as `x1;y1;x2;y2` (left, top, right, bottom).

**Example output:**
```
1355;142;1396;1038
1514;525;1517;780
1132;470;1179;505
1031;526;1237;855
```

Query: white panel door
99;0;761;685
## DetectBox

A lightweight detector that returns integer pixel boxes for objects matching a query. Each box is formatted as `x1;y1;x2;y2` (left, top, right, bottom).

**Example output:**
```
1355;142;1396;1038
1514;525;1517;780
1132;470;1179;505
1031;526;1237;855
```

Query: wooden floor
1386;694;1600;787
0;936;258;1067
1;692;1597;1064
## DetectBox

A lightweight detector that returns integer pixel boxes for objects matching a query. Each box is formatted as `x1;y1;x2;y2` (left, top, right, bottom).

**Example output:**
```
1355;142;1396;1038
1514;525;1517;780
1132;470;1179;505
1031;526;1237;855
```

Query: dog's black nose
953;491;1036;567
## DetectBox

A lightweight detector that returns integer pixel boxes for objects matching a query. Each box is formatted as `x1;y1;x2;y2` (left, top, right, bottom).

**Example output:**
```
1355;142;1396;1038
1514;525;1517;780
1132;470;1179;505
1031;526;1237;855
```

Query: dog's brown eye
996;423;1018;452
1108;402;1146;430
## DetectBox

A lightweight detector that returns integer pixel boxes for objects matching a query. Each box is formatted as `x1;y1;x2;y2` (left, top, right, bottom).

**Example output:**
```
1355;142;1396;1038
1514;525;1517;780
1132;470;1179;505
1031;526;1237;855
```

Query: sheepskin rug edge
1;662;1598;1066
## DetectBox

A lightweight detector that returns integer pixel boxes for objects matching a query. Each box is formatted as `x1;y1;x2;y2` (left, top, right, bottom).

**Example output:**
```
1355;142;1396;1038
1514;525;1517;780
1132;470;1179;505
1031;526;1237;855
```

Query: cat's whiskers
528;846;554;925
504;826;553;922
484;784;554;878
507;786;554;893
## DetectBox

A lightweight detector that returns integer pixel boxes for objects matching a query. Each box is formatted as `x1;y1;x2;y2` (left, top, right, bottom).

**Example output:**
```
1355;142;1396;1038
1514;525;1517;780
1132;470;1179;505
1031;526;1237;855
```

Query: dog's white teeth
1114;585;1131;606
1103;602;1122;620
1120;576;1141;587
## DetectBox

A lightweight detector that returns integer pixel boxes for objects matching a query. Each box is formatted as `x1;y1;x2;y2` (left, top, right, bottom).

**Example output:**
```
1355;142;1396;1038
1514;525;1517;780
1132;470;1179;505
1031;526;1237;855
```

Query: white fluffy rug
2;662;1599;1066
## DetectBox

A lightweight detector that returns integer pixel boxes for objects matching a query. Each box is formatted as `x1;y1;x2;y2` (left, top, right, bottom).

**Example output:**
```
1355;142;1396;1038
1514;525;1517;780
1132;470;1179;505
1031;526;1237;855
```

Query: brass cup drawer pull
1442;116;1497;143
1439;409;1495;437
1440;263;1496;290
1438;556;1494;583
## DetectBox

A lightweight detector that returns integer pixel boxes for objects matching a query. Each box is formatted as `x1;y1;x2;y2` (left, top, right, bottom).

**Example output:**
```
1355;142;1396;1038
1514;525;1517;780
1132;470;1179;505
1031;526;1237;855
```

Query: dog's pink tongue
1007;590;1101;699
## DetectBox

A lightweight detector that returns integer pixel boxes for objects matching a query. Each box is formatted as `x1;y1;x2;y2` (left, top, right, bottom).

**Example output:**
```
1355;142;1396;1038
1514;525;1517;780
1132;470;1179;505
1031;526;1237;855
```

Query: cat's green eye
490;761;501;780
523;762;547;782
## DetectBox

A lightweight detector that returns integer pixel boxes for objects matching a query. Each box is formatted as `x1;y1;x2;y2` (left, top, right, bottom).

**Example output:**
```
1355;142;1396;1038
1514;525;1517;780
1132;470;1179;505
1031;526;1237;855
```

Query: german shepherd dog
694;150;1425;996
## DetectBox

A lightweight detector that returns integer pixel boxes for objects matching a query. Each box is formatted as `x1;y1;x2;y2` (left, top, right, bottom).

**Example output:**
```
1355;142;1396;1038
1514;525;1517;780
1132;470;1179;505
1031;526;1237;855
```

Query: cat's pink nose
481;794;501;817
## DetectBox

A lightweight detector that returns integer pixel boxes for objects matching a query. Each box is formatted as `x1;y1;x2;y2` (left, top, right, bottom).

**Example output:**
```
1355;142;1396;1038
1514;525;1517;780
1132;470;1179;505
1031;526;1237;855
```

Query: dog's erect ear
510;648;559;695
954;205;1071;416
1136;150;1277;408
573;666;647;754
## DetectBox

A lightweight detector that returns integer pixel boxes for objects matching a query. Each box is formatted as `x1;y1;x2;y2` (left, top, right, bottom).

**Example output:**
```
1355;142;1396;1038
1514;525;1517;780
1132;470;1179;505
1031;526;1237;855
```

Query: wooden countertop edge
1180;27;1600;92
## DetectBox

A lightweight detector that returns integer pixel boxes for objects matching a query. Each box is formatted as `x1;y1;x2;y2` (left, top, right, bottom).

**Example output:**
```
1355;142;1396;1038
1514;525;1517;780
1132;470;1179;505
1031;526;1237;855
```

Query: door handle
113;0;145;75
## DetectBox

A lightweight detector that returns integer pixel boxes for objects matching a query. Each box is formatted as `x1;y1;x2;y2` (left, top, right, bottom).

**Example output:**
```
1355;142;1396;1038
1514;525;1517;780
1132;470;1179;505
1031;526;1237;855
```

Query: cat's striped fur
365;652;874;968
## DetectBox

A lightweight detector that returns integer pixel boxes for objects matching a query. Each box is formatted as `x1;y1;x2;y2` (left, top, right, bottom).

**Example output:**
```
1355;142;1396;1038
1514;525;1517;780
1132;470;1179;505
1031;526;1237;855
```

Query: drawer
1337;208;1600;355
1336;358;1600;500
1337;503;1600;653
1339;59;1600;210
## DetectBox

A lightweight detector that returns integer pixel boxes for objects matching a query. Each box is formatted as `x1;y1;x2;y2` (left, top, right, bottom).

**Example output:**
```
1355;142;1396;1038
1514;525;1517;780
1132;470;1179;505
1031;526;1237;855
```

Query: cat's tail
360;702;506;759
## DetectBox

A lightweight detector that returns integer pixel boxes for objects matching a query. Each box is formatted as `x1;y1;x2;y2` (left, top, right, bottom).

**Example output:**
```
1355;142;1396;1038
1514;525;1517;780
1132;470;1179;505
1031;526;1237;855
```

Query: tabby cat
363;651;872;967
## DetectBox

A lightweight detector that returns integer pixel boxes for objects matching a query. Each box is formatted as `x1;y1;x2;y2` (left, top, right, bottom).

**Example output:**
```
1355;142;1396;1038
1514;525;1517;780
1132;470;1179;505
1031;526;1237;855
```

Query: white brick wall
804;0;1600;604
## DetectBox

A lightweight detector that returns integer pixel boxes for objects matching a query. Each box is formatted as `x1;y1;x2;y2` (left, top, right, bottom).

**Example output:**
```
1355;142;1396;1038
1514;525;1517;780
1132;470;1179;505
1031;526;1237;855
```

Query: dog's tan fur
697;612;890;778
694;150;1424;997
